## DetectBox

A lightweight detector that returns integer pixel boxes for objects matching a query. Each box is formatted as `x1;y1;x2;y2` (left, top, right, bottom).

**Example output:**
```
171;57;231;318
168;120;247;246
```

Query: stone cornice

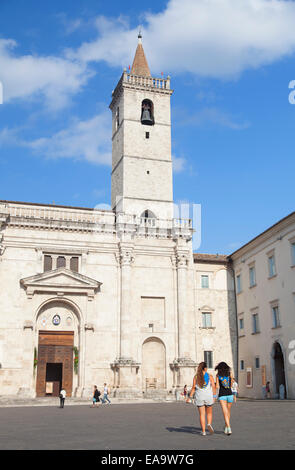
230;211;295;261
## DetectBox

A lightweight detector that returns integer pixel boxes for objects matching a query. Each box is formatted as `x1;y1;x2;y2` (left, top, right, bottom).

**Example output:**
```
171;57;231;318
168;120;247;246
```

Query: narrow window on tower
115;107;120;131
145;132;150;139
141;99;154;126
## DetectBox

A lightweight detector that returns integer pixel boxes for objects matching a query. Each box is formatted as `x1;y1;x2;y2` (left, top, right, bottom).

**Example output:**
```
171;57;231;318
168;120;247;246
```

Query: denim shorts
219;395;234;403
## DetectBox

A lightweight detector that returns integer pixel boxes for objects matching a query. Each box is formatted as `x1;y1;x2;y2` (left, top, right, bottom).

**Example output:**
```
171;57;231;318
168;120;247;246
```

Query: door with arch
272;341;287;398
35;299;80;397
142;337;166;390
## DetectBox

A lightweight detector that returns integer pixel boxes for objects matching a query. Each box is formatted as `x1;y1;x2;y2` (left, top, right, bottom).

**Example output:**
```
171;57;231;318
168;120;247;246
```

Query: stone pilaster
175;247;196;386
113;243;141;392
18;321;35;397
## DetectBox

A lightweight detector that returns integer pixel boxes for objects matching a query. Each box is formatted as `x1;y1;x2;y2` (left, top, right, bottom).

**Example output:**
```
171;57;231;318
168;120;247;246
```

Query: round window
52;314;61;326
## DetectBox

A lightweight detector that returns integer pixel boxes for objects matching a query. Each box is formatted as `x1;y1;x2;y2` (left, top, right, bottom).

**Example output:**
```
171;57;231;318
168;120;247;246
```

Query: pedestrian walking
91;385;101;408
189;361;216;436
59;388;66;408
183;385;187;401
101;383;111;404
215;362;234;435
231;378;239;403
266;381;271;399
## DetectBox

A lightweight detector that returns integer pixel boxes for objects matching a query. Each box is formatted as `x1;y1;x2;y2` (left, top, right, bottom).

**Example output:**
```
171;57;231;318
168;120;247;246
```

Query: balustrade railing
123;73;170;90
0;203;193;238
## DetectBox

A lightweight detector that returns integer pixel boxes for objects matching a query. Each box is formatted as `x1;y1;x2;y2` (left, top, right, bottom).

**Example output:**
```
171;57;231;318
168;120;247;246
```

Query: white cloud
68;0;295;78
185;107;250;130
25;111;111;165
172;155;186;173
2;0;295;112
0;39;92;110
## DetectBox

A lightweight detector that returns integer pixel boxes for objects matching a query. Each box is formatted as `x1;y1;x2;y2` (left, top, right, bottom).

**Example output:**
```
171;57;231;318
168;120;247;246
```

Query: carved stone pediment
20;268;102;300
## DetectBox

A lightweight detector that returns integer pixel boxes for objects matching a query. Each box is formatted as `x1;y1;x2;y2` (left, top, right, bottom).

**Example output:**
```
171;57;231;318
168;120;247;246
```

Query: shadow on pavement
166;426;224;435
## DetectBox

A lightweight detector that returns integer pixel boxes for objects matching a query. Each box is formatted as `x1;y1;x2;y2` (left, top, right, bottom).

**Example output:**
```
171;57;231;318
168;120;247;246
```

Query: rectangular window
239;318;244;331
268;255;276;277
202;313;212;328
252;313;260;334
116;107;119;130
272;306;280;328
57;256;66;268
240;360;244;371
201;275;209;288
236;274;242;293
145;132;150;139
44;255;52;272
70;256;79;272
292;242;295;266
204;351;213;369
249;266;256;287
255;357;260;369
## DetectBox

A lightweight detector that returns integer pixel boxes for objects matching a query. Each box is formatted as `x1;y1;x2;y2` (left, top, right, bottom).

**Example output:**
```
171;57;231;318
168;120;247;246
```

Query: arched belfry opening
141;99;154;125
140;210;156;219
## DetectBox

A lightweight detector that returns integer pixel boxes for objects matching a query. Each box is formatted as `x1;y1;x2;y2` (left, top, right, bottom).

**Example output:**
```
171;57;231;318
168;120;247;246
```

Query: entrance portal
273;342;286;398
36;331;74;397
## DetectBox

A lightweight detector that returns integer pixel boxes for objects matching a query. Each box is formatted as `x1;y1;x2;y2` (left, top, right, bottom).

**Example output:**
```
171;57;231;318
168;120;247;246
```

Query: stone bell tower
109;34;174;221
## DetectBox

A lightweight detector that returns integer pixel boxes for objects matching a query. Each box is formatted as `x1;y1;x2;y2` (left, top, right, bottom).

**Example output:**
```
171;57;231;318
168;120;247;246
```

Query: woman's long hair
215;362;231;383
195;361;207;388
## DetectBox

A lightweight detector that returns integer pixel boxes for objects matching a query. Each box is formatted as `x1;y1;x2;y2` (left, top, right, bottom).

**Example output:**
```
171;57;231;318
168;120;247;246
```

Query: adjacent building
231;212;295;399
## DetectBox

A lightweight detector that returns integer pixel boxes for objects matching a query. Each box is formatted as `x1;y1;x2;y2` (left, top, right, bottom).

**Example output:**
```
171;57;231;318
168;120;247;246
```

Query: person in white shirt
59;388;66;408
101;383;111;404
231;379;239;403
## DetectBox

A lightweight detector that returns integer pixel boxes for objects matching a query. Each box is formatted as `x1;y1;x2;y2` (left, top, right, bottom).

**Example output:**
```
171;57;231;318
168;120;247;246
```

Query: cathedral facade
0;37;236;398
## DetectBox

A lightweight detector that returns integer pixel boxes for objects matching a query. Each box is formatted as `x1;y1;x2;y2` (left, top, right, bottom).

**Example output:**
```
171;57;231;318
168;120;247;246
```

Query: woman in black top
91;385;101;408
215;362;234;435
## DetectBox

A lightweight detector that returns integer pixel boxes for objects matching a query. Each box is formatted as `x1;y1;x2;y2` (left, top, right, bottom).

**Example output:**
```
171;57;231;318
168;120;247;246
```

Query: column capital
175;251;190;268
118;243;135;266
111;357;140;369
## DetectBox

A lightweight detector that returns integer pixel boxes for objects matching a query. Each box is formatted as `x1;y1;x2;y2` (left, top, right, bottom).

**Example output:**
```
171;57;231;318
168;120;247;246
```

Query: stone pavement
0;399;294;450
0;395;175;407
0;394;292;408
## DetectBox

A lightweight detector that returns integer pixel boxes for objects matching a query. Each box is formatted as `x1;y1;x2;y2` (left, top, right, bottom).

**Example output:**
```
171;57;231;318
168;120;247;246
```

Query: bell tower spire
130;32;151;77
110;34;173;220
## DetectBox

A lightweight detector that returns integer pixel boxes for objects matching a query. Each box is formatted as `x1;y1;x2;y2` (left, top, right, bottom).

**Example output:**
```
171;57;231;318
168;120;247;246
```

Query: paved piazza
0;400;294;450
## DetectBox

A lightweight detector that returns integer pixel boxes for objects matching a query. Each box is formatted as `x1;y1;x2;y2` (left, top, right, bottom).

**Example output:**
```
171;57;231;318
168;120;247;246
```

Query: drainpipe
228;258;239;384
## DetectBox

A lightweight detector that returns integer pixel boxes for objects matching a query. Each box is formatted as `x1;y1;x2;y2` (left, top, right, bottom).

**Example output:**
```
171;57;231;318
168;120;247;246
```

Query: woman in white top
189;362;217;436
59;388;66;408
231;379;239;403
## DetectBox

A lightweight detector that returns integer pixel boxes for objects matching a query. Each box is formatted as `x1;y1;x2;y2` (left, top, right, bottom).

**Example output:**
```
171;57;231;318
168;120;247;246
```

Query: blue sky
0;0;294;254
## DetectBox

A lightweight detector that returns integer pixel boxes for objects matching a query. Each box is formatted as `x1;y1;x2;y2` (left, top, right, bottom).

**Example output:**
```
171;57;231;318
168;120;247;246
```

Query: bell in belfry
141;103;154;125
